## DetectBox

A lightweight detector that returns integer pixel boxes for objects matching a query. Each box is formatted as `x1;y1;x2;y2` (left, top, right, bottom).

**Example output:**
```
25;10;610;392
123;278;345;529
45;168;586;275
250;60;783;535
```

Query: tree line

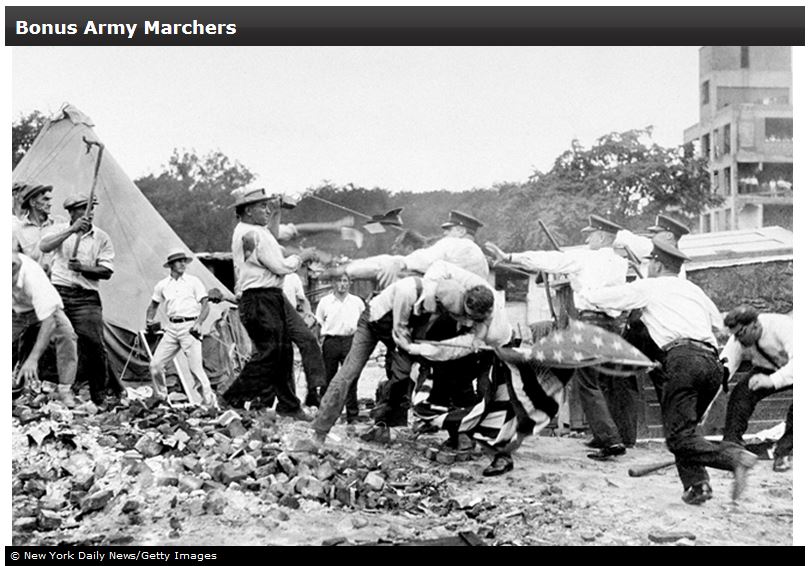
14;111;717;256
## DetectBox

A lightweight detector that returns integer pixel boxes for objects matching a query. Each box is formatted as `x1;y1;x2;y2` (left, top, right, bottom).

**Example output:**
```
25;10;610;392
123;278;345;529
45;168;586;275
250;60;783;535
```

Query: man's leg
63;294;112;404
722;372;774;446
662;348;754;499
370;341;413;427
575;367;623;448
600;373;640;446
283;298;326;400
178;326;216;406
774;404;793;460
51;310;79;405
149;329;181;400
313;314;378;436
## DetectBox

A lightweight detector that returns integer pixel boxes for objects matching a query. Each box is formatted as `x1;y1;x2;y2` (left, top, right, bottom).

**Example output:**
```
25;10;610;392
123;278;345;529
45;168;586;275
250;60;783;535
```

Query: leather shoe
773;455;792;472
583;438;605;449
587;443;626;460
681;481;713;505
731;449;758;501
482;454;514;477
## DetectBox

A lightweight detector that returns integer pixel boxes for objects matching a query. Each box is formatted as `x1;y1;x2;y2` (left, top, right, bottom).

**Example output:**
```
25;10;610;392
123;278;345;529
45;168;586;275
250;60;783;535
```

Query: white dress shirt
403;236;489;279
510;247;628;317
151;274;207;319
315;292;366;337
720;313;793;389
13;254;64;321
581;276;723;349
231;221;300;296
46;224;115;292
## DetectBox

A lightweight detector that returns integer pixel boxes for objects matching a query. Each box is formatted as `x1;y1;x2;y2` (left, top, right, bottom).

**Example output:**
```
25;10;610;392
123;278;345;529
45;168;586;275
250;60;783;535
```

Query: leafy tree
135;149;255;251
486;127;716;248
12;110;48;168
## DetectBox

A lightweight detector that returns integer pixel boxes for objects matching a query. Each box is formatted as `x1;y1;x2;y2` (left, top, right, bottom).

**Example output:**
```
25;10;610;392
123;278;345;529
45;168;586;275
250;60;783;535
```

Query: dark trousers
226;288;300;413
775;404;793;458
322;335;357;417
282;298;326;393
575;311;639;446
314;310;413;435
56;286;119;402
723;370;793;448
662;345;747;489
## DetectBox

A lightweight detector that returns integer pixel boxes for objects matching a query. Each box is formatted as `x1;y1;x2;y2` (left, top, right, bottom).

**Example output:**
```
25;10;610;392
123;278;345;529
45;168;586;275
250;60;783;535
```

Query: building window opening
764;118;792;142
722;124;731;155
701;80;710;105
741;46;750;69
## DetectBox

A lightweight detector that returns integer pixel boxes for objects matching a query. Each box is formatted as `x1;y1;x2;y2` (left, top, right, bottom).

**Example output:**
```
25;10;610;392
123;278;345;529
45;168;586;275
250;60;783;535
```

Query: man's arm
145;300;160;325
243;228;301;275
580;279;650;312
67;260;113;280
18;313;57;382
390;279;419;350
39;218;91;253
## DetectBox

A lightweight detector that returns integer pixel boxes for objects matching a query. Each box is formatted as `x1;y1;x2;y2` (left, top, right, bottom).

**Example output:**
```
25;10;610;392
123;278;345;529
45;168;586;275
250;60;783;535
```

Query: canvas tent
12;104;250;387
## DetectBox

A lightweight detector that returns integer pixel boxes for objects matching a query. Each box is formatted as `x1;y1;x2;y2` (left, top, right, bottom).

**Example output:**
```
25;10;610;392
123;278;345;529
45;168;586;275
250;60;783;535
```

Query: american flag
496;319;657;378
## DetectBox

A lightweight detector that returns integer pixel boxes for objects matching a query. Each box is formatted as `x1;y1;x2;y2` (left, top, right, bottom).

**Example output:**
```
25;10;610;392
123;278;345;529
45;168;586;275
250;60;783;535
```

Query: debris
364;471;385;491
37;509;63;531
80;489;115;513
448;468;473;482
134;435;163;458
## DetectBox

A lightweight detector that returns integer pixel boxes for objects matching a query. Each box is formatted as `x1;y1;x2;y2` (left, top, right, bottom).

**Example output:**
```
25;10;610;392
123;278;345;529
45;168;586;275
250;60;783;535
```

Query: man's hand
483;242;508;264
70;217;92;234
377;258;405;289
19;358;39;384
68;258;84;272
189;326;203;341
146;320;162;334
403;342;440;359
749;373;775;391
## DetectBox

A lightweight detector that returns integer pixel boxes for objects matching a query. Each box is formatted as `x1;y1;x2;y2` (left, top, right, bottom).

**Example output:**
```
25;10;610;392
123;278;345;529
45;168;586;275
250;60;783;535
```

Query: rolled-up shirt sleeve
96;232;115;271
582;280;650;312
403;239;452;273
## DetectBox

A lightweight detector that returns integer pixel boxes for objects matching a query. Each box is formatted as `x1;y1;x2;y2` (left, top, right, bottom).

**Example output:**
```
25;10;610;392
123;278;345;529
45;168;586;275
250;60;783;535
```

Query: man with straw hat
144;249;217;408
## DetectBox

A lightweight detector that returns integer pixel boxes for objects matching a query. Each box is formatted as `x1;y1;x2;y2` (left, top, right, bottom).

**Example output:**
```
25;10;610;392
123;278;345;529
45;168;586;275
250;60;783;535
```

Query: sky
12;46;702;195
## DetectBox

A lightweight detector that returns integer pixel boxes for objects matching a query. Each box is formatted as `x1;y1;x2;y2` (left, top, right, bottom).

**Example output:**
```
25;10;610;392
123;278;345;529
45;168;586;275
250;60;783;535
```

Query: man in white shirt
312;274;501;443
40;193;121;407
720;306;793;472
485;214;638;458
377;210;489;288
224;187;316;420
145;250;216;408
12;250;79;407
581;240;758;505
315;273;366;422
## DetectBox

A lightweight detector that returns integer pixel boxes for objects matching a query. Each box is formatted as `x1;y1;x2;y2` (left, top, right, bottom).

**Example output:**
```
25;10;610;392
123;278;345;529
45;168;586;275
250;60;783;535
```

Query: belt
169;316;198;323
577;310;613;319
661;338;717;356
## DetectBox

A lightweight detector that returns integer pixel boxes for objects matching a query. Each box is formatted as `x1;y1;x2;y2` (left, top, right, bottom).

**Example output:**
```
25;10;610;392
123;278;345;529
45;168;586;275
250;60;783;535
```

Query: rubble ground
11;365;793;546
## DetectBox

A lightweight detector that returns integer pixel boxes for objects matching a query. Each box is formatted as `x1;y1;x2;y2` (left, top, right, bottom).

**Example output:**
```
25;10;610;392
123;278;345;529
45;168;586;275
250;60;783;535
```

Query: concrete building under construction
683;46;793;233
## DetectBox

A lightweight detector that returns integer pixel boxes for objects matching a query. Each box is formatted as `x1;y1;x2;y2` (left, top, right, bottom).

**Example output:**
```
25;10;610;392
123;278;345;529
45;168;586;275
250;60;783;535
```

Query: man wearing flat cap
485;214;638;459
377;210;489;289
40;193;121;407
12;183;67;273
224;186;317;420
580;240;758;505
144;249;217;408
720;306;793;472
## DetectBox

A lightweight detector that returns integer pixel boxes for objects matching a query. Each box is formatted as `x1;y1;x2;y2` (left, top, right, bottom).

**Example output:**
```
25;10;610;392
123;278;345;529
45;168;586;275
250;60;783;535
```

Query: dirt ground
11;362;794;547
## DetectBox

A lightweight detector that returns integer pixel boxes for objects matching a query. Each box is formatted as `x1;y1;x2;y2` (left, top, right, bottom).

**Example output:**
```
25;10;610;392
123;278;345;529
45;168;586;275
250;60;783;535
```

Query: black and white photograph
7;7;801;549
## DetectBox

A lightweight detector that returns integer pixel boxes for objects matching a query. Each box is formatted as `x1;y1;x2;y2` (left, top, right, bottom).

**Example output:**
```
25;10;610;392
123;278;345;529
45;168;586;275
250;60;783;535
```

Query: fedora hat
163;249;194;268
20;184;53;206
230;186;273;208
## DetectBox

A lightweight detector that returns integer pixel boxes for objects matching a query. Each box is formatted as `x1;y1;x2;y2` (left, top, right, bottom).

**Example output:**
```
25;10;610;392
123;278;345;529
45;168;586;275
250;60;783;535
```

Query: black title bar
5;6;806;46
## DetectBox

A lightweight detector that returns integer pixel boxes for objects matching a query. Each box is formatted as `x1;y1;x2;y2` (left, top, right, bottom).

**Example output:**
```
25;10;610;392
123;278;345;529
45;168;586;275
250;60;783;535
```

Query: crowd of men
11;181;793;507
